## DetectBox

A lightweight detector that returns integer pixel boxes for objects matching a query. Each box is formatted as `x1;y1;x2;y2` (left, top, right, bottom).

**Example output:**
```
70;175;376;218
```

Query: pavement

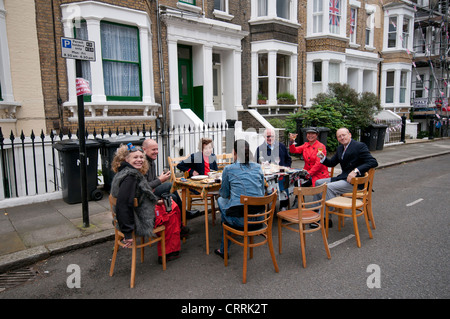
1;137;450;274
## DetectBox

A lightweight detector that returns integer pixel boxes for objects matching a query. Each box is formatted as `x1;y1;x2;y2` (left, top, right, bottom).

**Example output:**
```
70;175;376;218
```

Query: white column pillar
322;60;329;92
251;50;258;105
86;18;106;103
139;27;153;103
268;50;277;105
203;45;214;114
234;49;243;111
167;39;180;110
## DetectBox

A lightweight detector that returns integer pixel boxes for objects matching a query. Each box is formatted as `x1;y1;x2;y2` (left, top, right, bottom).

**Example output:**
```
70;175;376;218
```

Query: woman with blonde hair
110;143;181;262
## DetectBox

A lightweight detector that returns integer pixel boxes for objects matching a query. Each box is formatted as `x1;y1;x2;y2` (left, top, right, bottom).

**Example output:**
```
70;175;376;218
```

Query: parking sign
61;37;96;61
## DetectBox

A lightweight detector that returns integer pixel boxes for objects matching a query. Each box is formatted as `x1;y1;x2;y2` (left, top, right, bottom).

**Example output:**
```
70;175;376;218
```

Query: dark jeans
153;182;182;210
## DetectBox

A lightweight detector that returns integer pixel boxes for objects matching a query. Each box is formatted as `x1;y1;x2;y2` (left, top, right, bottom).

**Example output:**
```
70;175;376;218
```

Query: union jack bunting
329;0;340;26
350;8;356;34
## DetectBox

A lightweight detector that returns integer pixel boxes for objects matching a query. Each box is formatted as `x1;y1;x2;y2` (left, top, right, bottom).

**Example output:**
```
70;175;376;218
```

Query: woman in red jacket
289;128;329;186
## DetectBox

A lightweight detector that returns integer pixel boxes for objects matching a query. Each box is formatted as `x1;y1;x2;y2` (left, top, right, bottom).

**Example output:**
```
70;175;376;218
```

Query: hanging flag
350;8;355;34
76;78;91;96
329;0;340;27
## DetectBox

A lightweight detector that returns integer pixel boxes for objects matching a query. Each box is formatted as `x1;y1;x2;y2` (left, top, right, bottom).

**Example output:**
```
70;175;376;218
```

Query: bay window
252;41;297;106
101;22;141;101
307;0;347;38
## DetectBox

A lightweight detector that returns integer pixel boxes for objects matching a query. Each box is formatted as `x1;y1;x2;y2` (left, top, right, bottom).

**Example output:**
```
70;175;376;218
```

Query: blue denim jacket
218;161;265;213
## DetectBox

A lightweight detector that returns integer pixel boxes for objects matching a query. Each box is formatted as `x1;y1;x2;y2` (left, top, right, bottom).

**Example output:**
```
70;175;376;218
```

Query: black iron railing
0;122;228;200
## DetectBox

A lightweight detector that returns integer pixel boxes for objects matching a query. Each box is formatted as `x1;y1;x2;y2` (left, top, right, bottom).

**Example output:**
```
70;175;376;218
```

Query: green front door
178;45;203;120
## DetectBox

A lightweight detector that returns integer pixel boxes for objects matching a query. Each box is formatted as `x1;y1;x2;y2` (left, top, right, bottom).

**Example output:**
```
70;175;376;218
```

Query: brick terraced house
0;0;448;136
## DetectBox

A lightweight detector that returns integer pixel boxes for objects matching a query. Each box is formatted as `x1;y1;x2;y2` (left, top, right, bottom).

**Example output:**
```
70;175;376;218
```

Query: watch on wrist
353;169;359;175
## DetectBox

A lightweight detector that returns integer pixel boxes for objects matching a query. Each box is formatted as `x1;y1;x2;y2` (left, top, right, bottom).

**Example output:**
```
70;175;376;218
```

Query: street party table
172;176;221;255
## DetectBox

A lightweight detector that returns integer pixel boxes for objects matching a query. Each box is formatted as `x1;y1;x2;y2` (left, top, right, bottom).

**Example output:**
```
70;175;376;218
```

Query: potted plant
257;94;267;105
277;92;296;105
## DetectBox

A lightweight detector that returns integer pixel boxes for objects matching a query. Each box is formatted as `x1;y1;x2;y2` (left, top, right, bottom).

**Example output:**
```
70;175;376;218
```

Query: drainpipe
147;0;170;164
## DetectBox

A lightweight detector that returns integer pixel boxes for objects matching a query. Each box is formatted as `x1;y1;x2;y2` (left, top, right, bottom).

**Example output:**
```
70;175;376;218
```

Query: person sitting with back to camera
110;143;181;263
214;139;266;259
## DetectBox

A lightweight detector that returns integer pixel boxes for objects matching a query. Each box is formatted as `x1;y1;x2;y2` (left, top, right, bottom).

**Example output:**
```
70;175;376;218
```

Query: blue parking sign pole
76;59;89;228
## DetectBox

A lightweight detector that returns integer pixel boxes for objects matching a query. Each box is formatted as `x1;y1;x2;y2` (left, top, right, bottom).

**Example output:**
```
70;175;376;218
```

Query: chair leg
267;230;279;273
243;236;248;284
224;228;229;267
325;207;330;237
140;237;145;263
110;236;119;277
320;222;331;260
277;218;282;254
249;236;254;259
160;231;166;270
130;242;137;288
368;203;376;229
352;209;361;248
299;224;307;268
363;207;373;239
210;197;216;226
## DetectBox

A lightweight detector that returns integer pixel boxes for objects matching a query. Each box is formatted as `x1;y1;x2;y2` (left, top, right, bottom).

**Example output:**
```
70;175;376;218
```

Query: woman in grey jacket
110;143;159;248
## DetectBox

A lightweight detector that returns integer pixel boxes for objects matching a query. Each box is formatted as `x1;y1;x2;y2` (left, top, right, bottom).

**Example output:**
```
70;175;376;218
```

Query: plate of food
191;175;208;180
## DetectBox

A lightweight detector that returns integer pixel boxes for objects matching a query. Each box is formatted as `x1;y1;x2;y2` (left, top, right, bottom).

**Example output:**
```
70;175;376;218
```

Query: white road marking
406;198;424;207
328;234;355;249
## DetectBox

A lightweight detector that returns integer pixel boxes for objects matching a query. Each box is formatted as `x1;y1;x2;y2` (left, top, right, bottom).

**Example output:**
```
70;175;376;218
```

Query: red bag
154;201;181;256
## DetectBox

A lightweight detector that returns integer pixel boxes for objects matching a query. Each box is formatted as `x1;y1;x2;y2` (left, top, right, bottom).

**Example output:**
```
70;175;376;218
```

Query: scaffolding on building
411;0;450;136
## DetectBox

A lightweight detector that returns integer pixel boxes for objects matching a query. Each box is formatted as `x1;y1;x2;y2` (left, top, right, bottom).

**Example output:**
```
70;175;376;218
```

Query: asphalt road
1;155;449;302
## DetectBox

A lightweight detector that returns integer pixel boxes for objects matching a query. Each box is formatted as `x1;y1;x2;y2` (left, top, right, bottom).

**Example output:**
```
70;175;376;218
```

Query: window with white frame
307;0;347;38
329;0;341;34
258;53;269;99
399;71;407;103
414;74;424;98
383;6;414;52
257;52;294;101
252;0;297;23
365;6;375;47
61;1;155;109
277;0;291;20
385;71;394;103
382;66;411;105
313;0;323;33
350;7;357;44
101;22;141;101
329;62;340;83
253;40;297;105
277;53;291;93
214;0;226;11
402;17;410;49
388;17;397;48
258;0;268;16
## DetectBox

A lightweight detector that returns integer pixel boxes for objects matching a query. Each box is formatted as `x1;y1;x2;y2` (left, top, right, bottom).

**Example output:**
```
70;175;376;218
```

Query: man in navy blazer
315;128;378;225
255;128;292;167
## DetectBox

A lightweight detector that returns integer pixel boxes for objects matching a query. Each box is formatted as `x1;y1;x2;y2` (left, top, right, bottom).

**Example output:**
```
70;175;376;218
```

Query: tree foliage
270;83;381;152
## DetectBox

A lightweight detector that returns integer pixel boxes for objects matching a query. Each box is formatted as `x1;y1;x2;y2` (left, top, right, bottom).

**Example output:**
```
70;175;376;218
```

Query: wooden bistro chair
277;183;331;268
325;172;373;248
168;155;217;225
222;192;279;284
109;195;166;288
341;168;376;230
216;153;233;170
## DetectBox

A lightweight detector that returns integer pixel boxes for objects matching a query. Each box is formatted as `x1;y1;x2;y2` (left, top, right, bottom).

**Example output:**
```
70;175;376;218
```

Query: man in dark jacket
142;138;182;209
255;128;292;167
316;127;378;201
